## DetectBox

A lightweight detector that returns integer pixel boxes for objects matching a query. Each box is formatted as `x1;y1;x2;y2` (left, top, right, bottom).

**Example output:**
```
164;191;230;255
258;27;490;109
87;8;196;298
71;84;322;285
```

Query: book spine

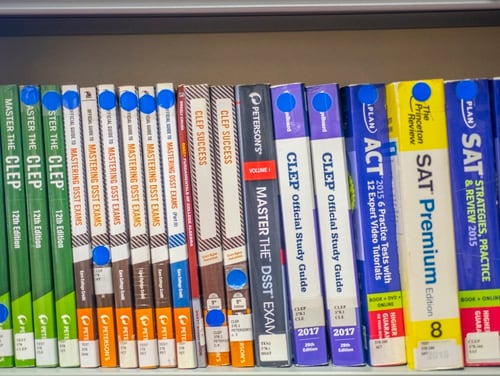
270;83;328;366
0;89;14;368
177;85;207;368
183;83;230;366
139;86;177;368
154;83;196;368
491;78;500;217
445;79;500;366
41;85;80;367
97;84;137;368
0;85;35;367
386;79;463;370
19;85;58;367
62;85;100;368
307;83;366;366
234;84;292;367
210;85;255;367
0;147;13;367
118;86;159;368
341;83;405;366
80;86;117;368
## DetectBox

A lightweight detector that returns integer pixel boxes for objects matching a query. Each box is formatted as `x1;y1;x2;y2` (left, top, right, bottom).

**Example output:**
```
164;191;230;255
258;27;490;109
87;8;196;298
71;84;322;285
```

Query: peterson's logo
61;314;72;325
81;315;91;326
159;314;170;326
139;315;149;327
120;315;130;326
249;92;262;106
18;315;27;325
177;314;188;326
38;314;49;325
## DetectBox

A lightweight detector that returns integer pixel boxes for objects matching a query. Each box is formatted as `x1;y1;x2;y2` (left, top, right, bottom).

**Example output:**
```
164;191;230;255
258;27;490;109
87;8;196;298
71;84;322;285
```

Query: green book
0;84;36;367
0;115;14;368
19;85;58;367
41;85;79;367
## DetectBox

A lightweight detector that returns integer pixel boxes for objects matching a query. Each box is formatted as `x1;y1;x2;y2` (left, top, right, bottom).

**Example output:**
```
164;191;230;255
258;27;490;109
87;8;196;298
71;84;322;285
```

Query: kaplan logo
363;103;377;134
461;100;477;129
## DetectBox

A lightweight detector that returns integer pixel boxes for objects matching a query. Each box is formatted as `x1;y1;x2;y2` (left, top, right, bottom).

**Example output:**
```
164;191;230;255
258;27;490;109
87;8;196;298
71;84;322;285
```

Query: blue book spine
490;78;500;219
446;79;500;366
271;83;328;366
308;83;365;366
342;83;406;366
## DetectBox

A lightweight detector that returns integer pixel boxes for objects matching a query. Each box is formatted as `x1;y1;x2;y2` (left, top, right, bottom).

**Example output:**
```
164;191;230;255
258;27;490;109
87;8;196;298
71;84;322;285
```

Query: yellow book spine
386;79;463;371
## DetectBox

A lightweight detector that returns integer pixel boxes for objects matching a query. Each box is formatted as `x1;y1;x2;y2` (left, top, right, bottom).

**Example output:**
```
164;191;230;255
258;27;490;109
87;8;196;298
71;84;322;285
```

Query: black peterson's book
234;84;292;367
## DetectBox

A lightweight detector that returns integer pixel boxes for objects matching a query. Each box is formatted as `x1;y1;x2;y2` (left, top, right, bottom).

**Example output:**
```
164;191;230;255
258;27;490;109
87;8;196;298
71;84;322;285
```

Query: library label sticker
466;331;500;361
259;333;289;362
415;339;461;370
0;329;13;357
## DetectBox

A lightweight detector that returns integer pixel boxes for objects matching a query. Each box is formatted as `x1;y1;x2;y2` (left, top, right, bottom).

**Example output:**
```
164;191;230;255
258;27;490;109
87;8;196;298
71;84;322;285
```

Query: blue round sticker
120;91;138;111
139;94;156;115
412;82;432;102
312;92;332;112
93;245;111;266
62;90;80;110
226;269;247;289
42;91;61;111
456;80;478;101
206;309;225;327
357;84;378;105
0;304;8;323
98;90;116;110
276;92;296;113
20;85;40;106
157;89;175;109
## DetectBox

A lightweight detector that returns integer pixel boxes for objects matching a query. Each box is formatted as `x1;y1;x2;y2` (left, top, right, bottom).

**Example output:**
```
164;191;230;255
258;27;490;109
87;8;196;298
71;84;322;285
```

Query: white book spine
81;86;116;368
155;83;196;368
386;79;463;370
271;84;328;366
118;85;159;368
97;84;136;368
139;85;177;368
62;84;99;368
183;84;230;366
210;84;255;367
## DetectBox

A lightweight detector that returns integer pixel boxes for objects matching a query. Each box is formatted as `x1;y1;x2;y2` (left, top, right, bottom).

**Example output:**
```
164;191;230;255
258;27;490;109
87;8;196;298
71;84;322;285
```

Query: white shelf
0;1;499;35
1;1;500;16
3;365;500;375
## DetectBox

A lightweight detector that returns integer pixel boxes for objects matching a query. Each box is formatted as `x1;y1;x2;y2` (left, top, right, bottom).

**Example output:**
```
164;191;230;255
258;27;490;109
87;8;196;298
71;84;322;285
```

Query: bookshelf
1;1;500;375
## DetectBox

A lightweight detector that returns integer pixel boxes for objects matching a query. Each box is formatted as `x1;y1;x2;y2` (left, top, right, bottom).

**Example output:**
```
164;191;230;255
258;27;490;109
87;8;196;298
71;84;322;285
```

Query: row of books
0;78;499;371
